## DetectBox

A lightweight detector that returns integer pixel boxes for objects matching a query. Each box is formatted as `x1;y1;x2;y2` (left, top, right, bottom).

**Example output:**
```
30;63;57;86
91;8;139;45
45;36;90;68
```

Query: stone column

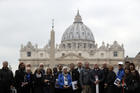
50;28;55;68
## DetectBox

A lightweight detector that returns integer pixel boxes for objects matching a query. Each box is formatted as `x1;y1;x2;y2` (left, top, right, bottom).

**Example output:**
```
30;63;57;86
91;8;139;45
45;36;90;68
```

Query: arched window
90;44;92;48
63;44;65;48
79;53;82;56
68;43;71;48
27;52;31;57
84;43;86;48
101;53;104;57
113;51;118;57
40;53;43;57
62;53;65;56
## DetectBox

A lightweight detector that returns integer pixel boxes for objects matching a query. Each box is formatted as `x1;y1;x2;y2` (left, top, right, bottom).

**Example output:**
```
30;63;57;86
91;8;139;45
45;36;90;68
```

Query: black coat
123;74;132;93
33;73;44;93
69;69;81;93
23;73;34;93
15;69;26;93
90;68;104;93
102;68;109;83
126;71;140;93
105;71;116;93
0;67;14;87
69;69;79;81
43;74;55;93
75;68;82;93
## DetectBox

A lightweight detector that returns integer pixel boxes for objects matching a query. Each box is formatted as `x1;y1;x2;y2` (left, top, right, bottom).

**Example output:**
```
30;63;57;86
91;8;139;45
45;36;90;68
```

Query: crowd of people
0;61;140;93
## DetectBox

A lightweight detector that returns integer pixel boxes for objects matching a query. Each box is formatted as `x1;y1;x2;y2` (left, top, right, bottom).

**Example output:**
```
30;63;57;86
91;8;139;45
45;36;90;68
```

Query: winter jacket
0;67;14;87
80;68;91;86
117;68;124;80
58;73;72;88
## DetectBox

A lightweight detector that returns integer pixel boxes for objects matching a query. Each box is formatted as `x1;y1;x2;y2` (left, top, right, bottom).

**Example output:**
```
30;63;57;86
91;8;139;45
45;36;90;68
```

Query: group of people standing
0;61;140;93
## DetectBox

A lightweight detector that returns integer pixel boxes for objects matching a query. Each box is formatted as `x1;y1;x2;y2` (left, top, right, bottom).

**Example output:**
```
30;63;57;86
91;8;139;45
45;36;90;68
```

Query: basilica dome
61;11;95;42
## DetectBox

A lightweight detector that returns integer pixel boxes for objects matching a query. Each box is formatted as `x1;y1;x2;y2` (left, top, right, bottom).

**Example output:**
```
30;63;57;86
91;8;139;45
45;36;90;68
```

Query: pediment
57;53;85;60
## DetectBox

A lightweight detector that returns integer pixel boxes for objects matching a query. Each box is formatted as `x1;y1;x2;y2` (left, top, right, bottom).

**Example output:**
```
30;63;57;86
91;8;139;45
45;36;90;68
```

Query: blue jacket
58;73;72;88
117;68;124;80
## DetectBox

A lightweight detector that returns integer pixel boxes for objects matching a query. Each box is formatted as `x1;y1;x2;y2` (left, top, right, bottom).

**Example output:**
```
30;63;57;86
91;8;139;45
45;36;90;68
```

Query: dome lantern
74;10;83;23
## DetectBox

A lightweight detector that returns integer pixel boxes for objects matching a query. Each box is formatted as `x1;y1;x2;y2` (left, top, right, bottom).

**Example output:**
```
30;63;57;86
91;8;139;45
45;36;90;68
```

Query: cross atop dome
52;19;54;29
74;10;83;23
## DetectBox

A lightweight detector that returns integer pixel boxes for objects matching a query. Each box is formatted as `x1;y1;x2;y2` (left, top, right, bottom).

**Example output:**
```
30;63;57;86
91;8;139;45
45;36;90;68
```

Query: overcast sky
0;0;140;70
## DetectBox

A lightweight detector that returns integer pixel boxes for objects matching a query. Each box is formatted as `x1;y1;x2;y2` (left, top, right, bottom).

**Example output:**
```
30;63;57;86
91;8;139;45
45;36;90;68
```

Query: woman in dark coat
104;65;116;93
53;67;60;93
33;68;44;93
121;67;131;93
129;63;140;93
15;62;26;93
43;68;55;93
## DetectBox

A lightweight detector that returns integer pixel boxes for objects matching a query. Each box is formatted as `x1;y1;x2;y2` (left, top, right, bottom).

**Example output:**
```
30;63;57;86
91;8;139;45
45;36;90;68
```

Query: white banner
95;75;99;93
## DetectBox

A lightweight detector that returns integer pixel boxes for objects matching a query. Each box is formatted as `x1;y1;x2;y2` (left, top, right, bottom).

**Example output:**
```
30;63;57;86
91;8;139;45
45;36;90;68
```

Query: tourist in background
15;62;26;93
90;64;104;93
33;68;44;93
75;62;83;73
104;65;116;93
80;62;91;93
39;63;45;75
58;66;72;93
53;67;59;80
124;61;130;69
43;68;55;93
58;64;63;74
0;61;14;93
26;63;32;68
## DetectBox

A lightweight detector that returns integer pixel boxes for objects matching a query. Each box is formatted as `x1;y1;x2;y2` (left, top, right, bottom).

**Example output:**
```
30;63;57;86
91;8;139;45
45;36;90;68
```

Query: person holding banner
90;64;104;93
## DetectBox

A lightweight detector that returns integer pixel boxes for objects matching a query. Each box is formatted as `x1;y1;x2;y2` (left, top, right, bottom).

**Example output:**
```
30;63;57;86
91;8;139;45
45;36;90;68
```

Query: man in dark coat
90;64;104;93
104;65;116;93
0;61;14;93
75;62;83;93
101;63;109;93
69;63;80;93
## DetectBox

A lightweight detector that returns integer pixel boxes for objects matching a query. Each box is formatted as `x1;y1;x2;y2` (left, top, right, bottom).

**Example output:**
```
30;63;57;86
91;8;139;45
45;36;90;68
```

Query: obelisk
50;19;55;68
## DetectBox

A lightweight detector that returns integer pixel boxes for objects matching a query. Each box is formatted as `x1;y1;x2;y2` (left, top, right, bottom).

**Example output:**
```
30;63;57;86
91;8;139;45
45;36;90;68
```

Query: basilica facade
19;11;125;70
